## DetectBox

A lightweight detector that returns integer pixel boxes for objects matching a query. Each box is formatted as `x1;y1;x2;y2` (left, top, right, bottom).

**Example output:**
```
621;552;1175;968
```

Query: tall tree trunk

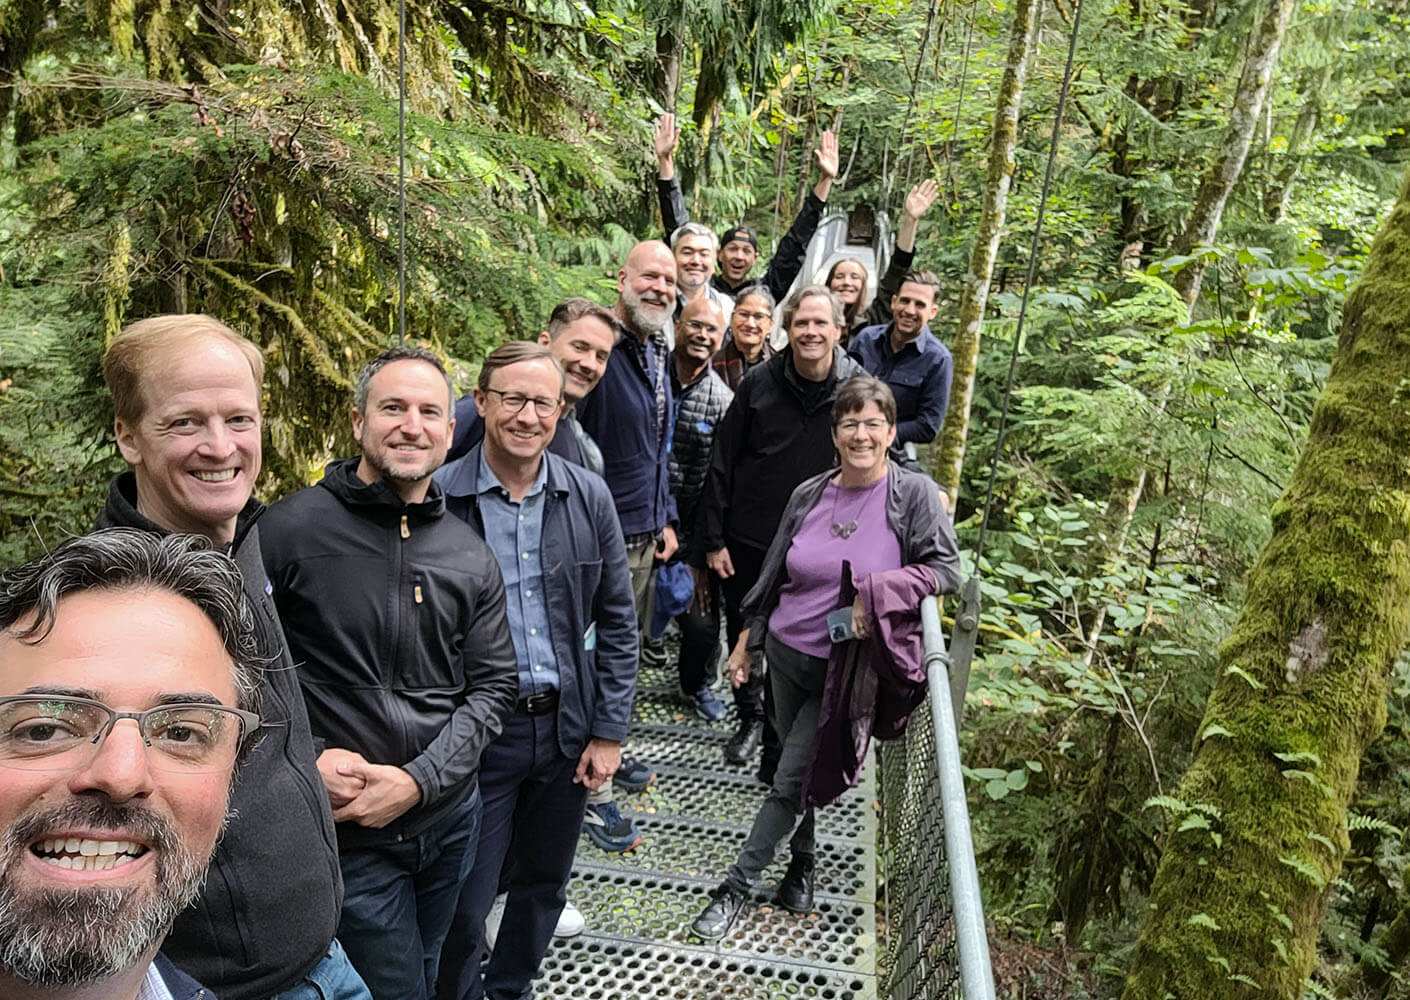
653;24;682;110
1121;165;1410;1000
1083;0;1297;657
1170;0;1298;305
931;0;1040;499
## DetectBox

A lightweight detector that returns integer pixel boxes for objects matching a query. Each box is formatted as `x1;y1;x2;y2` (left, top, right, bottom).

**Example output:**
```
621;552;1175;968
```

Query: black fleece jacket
260;459;518;851
697;345;865;555
95;474;342;1000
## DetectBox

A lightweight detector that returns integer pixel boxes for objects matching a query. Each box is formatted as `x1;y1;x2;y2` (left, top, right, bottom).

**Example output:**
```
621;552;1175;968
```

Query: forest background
1;0;1409;996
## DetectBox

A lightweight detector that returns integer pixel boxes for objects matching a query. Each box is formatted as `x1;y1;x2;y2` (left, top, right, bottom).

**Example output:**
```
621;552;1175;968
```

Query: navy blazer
435;447;638;756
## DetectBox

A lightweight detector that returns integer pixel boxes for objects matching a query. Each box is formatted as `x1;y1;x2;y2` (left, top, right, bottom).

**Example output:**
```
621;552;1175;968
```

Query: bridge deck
534;660;879;999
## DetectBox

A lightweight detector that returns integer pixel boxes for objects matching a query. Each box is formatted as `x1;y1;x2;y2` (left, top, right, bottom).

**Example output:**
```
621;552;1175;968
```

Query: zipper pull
400;514;410;539
414;584;424;604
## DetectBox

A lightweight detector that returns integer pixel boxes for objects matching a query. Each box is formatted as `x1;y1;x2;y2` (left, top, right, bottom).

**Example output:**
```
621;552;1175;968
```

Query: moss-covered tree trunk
1121;166;1410;1000
931;0;1039;499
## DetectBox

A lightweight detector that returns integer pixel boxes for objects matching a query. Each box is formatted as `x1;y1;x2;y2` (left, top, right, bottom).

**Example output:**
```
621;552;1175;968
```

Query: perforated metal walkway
534;656;879;999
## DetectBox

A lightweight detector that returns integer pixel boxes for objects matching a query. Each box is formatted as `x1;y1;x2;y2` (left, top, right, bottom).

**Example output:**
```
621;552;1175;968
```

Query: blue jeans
338;789;482;1000
268;939;372;1000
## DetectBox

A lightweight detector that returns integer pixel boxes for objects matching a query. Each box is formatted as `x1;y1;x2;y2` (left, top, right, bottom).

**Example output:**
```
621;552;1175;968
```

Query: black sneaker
640;634;667;668
776;854;815;914
692;884;747;940
615;757;657;793
723;719;763;765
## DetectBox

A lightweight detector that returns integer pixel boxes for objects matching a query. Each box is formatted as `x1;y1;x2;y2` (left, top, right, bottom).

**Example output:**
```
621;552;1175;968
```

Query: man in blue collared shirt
434;341;637;1000
848;270;953;455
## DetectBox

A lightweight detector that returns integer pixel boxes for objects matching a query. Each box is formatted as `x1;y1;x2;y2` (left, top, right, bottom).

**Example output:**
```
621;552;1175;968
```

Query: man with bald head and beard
575;240;680;852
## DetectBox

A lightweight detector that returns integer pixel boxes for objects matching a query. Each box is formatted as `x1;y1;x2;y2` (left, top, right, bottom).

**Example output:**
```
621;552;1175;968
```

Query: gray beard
0;801;208;987
624;300;671;339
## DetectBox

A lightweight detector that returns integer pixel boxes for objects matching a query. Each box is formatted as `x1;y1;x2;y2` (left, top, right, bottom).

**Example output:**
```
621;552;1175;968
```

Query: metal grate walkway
533;655;880;999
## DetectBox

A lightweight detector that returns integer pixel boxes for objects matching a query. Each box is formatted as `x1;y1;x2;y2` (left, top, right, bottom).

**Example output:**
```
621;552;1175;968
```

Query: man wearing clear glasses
0;529;264;1000
260;345;518;1000
96;315;366;1000
435;341;637;1000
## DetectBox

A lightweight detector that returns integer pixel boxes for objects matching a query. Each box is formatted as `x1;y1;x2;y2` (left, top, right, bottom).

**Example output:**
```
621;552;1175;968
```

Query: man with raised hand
435;341;636;1000
97;315;368;1000
260;346;518;1000
446;297;618;473
575;241;680;852
0;529;265;1000
655;112;839;301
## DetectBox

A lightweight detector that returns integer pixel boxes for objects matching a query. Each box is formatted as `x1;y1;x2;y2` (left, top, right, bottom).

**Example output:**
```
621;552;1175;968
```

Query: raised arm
763;129;841;300
862;180;940;329
895;178;938;253
655;113;689;240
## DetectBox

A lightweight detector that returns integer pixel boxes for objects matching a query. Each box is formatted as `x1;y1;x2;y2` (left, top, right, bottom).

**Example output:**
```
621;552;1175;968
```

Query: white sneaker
554;900;586;938
484;892;507;951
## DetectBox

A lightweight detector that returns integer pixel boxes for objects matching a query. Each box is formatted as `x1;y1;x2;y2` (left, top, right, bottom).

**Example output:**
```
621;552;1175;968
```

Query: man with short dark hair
446;298;617;473
435;342;636;1000
654;113;839;300
0;529;264;1000
260;345;518;1000
95;315;368;1000
848;269;952;451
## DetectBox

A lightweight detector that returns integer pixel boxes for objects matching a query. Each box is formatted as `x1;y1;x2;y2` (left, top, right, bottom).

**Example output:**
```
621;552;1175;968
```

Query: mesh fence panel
878;698;962;1000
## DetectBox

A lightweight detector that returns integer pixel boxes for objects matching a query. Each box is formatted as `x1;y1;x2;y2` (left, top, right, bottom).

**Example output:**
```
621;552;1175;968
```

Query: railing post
921;597;996;1000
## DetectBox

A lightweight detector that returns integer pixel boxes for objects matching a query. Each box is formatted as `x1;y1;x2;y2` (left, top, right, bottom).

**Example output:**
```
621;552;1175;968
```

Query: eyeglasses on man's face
483;389;562;419
0;695;261;774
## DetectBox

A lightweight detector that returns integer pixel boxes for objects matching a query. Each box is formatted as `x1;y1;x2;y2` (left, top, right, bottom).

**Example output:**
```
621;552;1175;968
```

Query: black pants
718;535;784;772
675;569;721;696
719;537;767;723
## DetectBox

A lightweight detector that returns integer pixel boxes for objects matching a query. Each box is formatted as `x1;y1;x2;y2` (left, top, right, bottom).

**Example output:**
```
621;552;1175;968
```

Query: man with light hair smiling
0;529;265;1000
97;313;366;1000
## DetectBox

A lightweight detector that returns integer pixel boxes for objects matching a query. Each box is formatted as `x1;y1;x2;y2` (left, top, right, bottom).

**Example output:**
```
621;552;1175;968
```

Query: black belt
518;690;559;716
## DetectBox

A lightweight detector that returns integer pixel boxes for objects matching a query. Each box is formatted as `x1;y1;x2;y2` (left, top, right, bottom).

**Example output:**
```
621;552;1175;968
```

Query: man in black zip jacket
96;315;368;1000
261;346;518;1000
696;286;864;770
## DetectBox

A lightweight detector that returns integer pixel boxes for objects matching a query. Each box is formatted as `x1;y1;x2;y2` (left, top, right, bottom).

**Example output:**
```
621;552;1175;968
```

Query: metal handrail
920;597;995;999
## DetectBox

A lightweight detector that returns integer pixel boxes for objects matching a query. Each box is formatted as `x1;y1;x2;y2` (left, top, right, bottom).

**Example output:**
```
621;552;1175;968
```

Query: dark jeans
726;635;826;891
338;790;482;1000
676;570;720;696
438;711;589;1000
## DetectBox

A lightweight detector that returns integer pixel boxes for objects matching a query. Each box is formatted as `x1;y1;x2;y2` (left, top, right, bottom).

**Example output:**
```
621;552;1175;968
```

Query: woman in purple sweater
690;375;961;940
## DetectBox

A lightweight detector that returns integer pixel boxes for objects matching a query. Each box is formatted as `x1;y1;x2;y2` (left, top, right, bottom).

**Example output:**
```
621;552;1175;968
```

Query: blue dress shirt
476;452;558;695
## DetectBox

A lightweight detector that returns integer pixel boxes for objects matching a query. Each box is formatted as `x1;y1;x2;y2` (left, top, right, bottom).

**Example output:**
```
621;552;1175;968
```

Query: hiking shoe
776;854;815;914
583;800;643;852
724;719;763;765
693;687;727;723
554;901;586;938
615;756;657;793
692;883;747;941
